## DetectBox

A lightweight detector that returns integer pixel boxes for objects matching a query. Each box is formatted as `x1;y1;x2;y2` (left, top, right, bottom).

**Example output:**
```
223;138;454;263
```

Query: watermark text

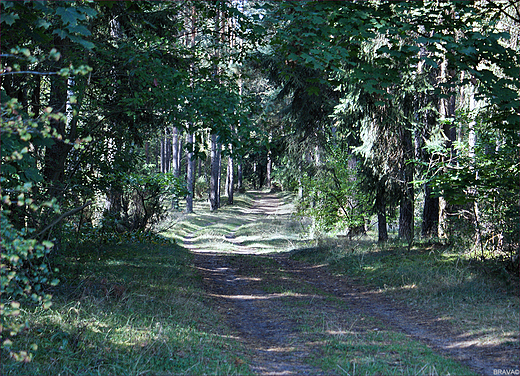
494;369;520;376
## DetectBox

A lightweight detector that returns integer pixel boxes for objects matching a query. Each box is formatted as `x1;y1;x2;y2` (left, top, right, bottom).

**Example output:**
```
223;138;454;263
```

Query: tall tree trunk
422;183;439;237
209;133;221;211
227;155;234;204
172;126;181;177
398;126;414;242
225;159;229;199
217;147;221;208
467;83;482;249
399;189;414;242
160;135;166;173
438;95;457;239
185;3;197;213
237;162;243;192
185;132;195;213
419;99;440;238
208;3;222;211
43;36;73;200
376;184;388;242
437;61;458;239
166;137;172;173
266;150;272;190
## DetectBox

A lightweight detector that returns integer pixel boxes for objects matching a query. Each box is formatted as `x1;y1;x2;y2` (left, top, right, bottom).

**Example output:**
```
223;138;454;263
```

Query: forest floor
168;191;519;375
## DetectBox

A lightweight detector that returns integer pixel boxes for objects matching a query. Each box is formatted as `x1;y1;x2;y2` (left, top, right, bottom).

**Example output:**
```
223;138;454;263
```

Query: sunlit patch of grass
317;329;476;376
0;243;252;375
291;238;520;353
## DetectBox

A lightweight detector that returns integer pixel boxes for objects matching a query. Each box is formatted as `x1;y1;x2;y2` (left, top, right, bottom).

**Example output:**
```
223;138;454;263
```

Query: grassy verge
314;326;474;376
1;239;251;375
291;238;519;350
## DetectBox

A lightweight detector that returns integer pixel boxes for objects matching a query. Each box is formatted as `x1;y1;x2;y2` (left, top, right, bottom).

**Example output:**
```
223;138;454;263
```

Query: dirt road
183;192;517;375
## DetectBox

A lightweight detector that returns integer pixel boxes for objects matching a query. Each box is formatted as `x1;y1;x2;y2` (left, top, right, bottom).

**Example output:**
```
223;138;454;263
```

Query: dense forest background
1;0;518;363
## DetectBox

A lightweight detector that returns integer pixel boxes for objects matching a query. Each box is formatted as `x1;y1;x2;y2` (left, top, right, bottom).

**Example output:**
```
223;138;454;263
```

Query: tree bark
145;141;150;164
237;162;243;192
376;184;388;242
185;3;197;214
43;36;73;200
421;183;439;238
185;132;195;213
437;61;458;239
172;126;181;177
419;98;440;239
209;133;221;211
266;149;272;189
166;137;171;173
398;126;414;242
160;135;166;173
438;94;457;239
208;3;222;211
227;155;234;204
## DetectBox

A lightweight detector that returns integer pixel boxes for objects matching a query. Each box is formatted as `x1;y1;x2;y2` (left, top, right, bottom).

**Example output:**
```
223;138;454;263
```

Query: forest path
170;191;516;375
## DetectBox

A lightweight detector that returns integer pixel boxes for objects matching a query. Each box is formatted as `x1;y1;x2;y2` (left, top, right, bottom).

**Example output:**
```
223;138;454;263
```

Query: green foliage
63;221;176;247
297;147;370;234
426;114;519;259
261;0;518;252
0;101;60;363
0;212;57;362
271;156;301;193
104;168;189;233
0;0;98;356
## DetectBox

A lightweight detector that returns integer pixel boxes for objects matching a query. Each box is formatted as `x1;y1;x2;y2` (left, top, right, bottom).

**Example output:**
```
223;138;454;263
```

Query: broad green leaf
68;24;91;37
0;13;19;26
36;19;51;29
56;7;85;26
53;28;69;39
42;241;54;249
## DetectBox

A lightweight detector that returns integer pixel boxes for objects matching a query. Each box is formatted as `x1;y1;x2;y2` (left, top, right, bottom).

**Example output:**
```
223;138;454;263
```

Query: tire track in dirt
188;192;518;375
195;253;325;375
195;251;518;375
278;256;519;376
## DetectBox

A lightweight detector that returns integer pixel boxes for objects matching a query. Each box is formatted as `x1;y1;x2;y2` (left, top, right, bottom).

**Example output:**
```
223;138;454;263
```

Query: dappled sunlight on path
165;190;309;255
